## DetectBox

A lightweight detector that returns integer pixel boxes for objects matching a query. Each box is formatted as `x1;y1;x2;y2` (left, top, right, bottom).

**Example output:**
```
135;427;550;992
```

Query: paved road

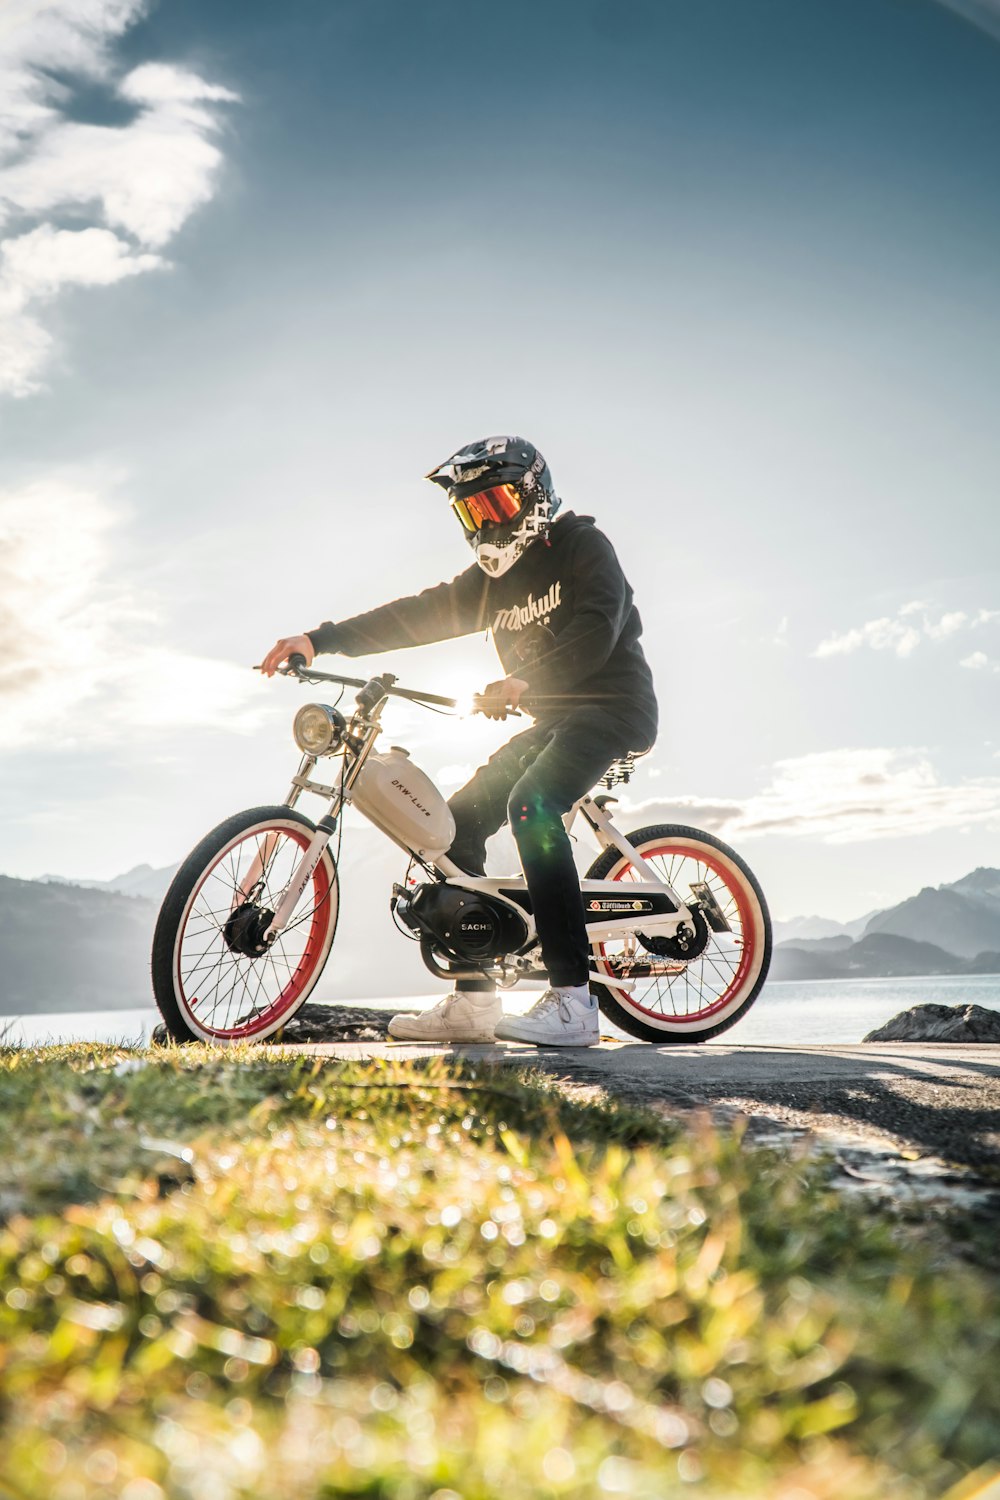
276;1038;1000;1175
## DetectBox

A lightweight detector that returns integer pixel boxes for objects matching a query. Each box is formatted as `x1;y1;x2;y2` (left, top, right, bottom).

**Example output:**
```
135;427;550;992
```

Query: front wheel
151;806;339;1043
587;824;771;1043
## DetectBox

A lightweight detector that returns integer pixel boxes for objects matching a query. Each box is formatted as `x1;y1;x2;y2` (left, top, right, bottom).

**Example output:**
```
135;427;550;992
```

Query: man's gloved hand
473;675;529;721
259;634;316;677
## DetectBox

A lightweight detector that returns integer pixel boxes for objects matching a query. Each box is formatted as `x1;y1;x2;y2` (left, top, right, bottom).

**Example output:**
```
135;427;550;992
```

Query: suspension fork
234;831;282;906
264;809;342;937
262;721;381;942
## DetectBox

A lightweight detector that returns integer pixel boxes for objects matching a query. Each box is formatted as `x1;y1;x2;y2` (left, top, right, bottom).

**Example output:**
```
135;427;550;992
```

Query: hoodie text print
307;514;657;731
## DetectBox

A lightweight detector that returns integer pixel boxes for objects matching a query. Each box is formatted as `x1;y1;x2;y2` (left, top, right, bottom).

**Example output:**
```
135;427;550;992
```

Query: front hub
223;902;276;957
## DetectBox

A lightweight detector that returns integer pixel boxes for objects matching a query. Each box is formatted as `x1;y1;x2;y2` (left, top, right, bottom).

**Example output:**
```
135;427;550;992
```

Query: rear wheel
151;806;339;1043
587;823;771;1042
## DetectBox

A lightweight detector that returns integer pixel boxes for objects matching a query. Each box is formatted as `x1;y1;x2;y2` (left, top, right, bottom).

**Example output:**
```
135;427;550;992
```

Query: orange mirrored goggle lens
451;483;523;533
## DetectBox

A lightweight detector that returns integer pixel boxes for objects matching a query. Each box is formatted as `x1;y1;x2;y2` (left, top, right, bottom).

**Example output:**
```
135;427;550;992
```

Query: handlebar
278;658;459;710
259;656;522;716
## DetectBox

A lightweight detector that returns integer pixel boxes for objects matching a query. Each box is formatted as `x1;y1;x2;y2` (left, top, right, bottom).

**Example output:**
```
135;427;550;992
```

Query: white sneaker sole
387;1019;498;1043
493;1022;600;1048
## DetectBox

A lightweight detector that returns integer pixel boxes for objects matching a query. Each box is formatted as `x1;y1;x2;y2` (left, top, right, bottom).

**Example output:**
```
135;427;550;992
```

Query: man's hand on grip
260;635;316;677
473;675;528;721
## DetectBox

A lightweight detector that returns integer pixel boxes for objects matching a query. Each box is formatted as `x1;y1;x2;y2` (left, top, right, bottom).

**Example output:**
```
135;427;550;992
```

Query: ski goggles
450;483;524;534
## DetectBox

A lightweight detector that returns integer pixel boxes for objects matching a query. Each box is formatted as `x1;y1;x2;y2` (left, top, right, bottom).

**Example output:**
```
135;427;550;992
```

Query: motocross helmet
426;435;560;578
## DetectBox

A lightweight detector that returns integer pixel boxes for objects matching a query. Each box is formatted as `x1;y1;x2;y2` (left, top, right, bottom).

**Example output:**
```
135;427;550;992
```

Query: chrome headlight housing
293;702;348;756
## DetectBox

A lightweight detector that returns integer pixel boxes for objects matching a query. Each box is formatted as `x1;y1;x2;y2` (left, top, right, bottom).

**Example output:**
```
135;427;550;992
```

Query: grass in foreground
0;1043;998;1500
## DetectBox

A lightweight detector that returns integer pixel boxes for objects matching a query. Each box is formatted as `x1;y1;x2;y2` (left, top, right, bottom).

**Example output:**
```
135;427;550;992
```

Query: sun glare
376;665;509;778
449;671;490;720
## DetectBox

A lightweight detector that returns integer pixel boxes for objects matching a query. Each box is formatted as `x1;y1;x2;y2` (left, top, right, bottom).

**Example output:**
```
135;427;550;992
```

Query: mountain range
0;875;156;1015
38;864;176;903
4;852;1000;1015
770;867;1000;981
1;826;448;1016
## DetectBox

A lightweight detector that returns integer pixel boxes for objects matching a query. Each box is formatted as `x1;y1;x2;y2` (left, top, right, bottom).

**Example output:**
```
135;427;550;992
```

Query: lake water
4;974;1000;1048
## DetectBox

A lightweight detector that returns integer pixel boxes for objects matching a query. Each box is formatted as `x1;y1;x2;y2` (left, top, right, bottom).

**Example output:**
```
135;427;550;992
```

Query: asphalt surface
274;1028;1000;1178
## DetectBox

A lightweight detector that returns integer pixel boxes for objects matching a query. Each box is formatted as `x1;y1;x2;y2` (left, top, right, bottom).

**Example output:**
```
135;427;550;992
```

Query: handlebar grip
288;652;307;672
471;695;522;718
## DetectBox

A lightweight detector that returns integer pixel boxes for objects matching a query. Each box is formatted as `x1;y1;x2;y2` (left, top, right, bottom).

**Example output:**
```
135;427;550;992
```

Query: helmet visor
451;483;523;534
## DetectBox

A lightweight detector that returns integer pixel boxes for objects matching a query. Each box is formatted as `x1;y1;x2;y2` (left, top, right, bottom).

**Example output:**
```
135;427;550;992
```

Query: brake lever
254;661;324;685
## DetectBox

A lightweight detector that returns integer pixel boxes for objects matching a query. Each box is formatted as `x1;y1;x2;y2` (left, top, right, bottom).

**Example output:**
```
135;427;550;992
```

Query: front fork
256;729;379;944
264;812;340;938
231;756;332;913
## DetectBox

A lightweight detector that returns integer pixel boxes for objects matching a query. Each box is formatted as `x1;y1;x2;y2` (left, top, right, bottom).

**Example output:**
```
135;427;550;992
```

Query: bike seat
599;748;650;790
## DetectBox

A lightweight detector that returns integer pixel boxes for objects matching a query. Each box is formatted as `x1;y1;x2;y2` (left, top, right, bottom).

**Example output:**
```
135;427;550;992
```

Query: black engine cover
400;883;529;963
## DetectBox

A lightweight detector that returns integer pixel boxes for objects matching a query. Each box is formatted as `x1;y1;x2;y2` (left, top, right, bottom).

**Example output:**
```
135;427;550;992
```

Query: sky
2;0;1000;922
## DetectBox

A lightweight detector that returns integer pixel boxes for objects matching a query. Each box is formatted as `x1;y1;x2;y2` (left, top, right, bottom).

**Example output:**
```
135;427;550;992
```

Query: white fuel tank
349;746;456;860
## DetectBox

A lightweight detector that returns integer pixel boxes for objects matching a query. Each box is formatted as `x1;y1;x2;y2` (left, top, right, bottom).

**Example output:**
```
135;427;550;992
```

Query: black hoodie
306;513;658;741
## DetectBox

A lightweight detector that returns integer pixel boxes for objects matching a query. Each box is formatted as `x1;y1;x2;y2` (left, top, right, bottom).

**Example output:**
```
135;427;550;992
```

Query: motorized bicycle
151;660;772;1044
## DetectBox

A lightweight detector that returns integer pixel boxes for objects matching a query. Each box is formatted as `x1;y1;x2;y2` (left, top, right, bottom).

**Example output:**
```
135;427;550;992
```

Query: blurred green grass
0;1043;998;1500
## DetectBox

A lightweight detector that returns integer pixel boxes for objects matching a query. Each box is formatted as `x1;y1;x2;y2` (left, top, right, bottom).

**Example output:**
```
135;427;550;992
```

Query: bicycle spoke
595;837;760;1030
169;821;336;1040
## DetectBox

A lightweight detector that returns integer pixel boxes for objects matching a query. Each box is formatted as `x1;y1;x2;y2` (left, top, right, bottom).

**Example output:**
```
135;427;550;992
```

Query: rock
276;1004;392;1043
150;1005;392;1047
864;1003;1000;1043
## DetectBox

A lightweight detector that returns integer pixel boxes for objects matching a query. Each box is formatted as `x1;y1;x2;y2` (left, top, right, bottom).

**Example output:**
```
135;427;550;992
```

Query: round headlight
293;703;347;756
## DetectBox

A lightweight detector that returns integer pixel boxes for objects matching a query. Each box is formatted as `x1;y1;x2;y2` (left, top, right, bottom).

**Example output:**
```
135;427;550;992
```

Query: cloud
0;302;51;395
0;475;267;749
923;610;968;640
1;222;162;293
960;650;1000;673
0;1;147;156
120;61;239;108
0;3;237;395
614;793;744;836
1;66;238;247
0;477;114;710
814;602;997;660
815;617;922;659
738;749;1000;843
0;223;163;393
622;747;1000;847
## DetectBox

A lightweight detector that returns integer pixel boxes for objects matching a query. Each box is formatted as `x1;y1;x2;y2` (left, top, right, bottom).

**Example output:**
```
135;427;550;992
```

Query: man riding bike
261;435;658;1047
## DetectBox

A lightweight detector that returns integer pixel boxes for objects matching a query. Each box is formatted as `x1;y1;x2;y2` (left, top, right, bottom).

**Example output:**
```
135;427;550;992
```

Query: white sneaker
388;991;502;1043
494;987;600;1048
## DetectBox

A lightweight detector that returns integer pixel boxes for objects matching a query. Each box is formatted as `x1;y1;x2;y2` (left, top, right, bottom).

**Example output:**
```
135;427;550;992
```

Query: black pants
446;707;652;989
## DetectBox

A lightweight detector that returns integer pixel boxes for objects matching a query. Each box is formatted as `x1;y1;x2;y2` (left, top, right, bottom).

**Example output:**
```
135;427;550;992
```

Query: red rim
596;841;757;1025
173;824;333;1039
